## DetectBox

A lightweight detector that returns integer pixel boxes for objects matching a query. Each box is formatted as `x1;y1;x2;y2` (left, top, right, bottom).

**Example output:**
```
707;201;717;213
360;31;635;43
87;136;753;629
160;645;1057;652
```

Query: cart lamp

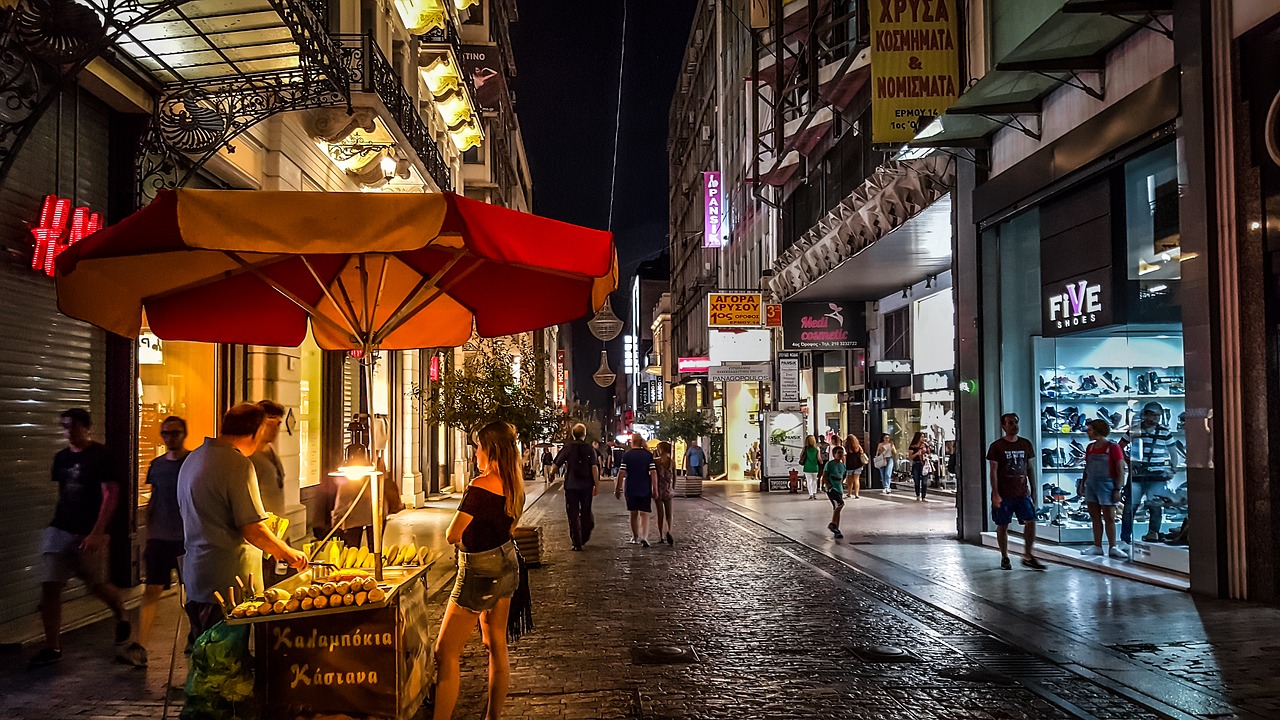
330;443;382;480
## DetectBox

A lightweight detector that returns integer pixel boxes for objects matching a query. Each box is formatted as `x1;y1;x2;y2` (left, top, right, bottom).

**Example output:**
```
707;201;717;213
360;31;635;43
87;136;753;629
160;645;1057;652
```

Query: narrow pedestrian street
5;484;1278;719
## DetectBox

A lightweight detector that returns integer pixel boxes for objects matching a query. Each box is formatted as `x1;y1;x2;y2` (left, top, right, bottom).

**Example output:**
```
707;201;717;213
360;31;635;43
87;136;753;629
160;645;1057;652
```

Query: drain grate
940;635;1073;681
850;644;922;663
762;536;795;544
631;645;701;665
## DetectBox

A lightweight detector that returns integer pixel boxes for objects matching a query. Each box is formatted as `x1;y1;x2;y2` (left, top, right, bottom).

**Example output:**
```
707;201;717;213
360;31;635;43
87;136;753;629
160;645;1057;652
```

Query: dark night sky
510;0;697;411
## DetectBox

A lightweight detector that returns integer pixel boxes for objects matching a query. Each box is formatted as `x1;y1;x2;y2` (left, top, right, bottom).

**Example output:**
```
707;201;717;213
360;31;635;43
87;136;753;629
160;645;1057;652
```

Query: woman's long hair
845;434;863;454
805;435;817;449
909;431;925;449
654;441;673;471
474;421;525;530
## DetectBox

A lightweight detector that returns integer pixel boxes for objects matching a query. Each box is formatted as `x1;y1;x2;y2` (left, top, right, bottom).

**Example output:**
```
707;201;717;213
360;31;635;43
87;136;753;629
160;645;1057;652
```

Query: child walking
821;446;848;539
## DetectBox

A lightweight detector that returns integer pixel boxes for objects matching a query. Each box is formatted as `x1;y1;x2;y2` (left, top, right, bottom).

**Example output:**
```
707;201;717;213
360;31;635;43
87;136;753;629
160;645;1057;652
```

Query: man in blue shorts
986;413;1047;571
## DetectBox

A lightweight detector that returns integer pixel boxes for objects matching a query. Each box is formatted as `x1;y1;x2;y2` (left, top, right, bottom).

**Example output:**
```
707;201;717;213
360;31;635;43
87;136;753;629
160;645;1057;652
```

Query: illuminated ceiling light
1251;220;1262;231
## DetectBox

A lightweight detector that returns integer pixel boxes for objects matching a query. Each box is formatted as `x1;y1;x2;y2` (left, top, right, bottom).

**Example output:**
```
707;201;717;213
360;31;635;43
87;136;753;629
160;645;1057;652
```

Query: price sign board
707;292;763;327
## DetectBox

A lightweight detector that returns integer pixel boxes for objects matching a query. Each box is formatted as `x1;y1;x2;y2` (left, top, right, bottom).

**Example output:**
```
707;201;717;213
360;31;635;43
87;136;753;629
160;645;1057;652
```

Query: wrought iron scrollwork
137;68;348;204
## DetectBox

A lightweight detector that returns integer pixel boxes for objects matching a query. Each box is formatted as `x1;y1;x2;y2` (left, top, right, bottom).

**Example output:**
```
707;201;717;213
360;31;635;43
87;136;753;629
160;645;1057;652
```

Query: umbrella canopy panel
56;190;617;350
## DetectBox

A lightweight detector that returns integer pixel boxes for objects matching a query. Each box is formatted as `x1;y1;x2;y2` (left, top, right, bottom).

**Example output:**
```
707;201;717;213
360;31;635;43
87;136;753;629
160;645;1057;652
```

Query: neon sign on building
30;195;103;277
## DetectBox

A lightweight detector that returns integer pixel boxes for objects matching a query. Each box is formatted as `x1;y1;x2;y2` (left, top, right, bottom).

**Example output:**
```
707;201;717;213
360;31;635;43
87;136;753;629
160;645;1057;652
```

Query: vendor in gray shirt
178;403;307;639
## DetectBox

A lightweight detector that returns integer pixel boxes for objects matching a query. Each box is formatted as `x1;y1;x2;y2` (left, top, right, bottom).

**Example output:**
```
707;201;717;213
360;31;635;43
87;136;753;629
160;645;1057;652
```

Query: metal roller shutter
0;86;110;624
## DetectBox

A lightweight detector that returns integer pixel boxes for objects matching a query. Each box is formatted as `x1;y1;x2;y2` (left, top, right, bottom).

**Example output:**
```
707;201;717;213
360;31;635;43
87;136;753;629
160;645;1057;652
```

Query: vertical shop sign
556;350;566;408
703;172;725;248
869;0;960;144
777;352;801;403
30;194;103;277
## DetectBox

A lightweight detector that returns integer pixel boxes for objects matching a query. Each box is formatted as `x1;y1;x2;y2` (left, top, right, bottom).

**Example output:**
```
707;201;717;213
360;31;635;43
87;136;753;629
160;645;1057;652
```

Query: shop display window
136;328;217;508
981;141;1189;575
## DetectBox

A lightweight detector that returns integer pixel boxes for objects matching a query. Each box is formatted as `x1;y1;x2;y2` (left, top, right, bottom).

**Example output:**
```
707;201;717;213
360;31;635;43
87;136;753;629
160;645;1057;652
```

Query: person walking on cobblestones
844;434;866;498
118;415;190;668
435;421;525;720
910;432;930;501
29;409;130;669
653;441;677;545
616;434;657;546
552;424;599;551
874;433;897;493
987;413;1047;571
821;446;848;539
802;435;821;499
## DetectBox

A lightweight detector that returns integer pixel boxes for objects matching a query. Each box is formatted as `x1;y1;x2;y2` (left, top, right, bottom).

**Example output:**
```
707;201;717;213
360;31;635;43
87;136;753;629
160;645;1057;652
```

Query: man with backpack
553;424;601;551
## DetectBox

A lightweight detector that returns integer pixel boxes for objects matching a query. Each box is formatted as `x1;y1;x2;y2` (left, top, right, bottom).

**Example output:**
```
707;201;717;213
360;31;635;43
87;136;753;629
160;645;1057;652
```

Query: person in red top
1080;419;1128;559
986;413;1047;571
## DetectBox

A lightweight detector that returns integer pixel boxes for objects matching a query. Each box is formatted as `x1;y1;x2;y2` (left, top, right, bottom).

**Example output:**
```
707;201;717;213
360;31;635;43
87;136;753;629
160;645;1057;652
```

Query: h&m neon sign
31;195;103;277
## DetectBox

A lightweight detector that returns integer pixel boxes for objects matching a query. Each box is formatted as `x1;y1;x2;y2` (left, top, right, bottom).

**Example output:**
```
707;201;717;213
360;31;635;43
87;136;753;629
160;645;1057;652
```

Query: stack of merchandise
512;526;543;566
674;473;703;498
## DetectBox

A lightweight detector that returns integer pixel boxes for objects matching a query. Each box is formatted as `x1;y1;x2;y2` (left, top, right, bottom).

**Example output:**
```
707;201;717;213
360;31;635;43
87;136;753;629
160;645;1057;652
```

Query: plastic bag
181;621;257;720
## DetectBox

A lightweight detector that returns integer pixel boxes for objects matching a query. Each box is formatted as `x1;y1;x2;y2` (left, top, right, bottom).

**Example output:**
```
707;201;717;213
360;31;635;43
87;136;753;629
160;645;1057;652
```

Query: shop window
980;143;1189;575
462;146;482;165
298;330;323;488
136;329;217;508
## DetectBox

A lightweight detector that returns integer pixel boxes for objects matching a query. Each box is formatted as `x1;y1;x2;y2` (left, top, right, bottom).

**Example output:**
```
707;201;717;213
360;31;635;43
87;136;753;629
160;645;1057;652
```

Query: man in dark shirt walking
553;424;600;551
986;412;1047;571
30;408;130;667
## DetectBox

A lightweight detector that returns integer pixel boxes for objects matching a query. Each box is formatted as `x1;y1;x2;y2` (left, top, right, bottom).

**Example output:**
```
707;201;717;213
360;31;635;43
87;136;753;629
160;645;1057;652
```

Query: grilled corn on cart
227;559;435;720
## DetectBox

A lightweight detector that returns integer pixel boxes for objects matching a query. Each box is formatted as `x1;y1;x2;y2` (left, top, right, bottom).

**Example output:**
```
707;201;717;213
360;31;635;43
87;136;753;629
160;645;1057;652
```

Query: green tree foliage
412;337;561;444
639;408;715;444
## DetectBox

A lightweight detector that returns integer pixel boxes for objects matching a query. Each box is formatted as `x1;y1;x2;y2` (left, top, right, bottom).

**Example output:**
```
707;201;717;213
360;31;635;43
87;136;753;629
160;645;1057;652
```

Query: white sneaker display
1081;545;1103;556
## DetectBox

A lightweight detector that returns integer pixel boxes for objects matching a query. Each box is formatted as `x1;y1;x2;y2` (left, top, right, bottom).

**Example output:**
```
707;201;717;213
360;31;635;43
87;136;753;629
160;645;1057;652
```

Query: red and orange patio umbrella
55;188;617;578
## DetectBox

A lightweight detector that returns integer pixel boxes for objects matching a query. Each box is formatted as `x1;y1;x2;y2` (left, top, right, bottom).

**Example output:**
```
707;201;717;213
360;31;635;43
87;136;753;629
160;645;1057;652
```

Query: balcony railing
335;33;452;191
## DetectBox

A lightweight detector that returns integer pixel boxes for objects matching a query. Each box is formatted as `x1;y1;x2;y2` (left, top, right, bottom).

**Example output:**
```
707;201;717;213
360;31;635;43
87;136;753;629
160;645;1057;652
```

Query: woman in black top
434;421;525;720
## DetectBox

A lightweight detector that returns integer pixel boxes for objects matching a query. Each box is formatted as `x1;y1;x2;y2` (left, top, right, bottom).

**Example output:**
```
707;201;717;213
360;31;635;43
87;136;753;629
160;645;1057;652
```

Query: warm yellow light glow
394;0;447;34
450;123;484;151
454;0;478;9
436;92;471;126
419;54;461;96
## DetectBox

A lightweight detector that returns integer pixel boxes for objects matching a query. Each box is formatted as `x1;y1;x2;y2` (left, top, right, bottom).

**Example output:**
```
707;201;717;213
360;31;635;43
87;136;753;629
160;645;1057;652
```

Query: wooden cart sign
258;604;400;717
707;292;762;327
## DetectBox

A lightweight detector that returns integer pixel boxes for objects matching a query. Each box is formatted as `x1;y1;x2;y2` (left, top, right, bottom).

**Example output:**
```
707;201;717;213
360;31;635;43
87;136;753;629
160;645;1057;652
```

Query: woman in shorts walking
434;421;526;720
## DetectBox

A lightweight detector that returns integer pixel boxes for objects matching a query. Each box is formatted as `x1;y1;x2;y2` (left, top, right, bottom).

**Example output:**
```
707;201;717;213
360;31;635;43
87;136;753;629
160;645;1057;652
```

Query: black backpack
565;443;596;488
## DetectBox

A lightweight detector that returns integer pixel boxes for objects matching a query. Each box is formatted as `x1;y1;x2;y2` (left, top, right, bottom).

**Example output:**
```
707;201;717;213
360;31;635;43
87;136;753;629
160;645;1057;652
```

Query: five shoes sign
1042;268;1113;336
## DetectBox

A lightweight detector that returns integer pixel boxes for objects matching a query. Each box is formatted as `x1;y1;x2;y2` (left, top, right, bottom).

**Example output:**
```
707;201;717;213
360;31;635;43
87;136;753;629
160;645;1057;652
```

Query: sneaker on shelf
1022;557;1048;571
116;642;148;668
1100;372;1122;393
1109;546;1129;559
1041;448;1058;468
27;648;62;668
1081;545;1104;557
1000;557;1012;571
115;620;132;645
1077;375;1101;394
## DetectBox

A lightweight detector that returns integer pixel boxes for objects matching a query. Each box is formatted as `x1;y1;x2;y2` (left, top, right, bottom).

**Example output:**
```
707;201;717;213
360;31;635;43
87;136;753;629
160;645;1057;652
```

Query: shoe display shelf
1028;343;1188;565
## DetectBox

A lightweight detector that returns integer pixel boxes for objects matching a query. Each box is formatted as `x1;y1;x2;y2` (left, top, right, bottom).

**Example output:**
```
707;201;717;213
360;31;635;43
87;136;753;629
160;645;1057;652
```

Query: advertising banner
677;356;710;374
869;0;961;144
763;410;806;488
461;45;507;111
781;301;866;349
703;172;725;248
764;303;782;327
777;352;801;403
708;363;771;383
709;328;772;364
708;292;763;327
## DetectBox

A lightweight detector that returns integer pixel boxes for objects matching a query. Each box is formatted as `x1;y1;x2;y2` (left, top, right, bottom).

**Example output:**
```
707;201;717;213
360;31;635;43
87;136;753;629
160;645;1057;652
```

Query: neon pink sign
31;195;102;277
703;172;724;248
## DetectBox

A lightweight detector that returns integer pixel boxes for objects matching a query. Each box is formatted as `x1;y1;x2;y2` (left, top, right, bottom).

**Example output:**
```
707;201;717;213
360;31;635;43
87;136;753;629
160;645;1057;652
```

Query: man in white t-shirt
178;403;307;639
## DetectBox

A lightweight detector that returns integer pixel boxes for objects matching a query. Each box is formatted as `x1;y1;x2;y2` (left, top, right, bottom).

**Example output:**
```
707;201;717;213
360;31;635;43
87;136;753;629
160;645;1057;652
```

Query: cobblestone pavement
0;482;1265;719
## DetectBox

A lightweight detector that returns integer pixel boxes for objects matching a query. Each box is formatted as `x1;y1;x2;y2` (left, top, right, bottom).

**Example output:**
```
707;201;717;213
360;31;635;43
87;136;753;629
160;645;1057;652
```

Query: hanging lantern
593;350;616;387
588;297;624;341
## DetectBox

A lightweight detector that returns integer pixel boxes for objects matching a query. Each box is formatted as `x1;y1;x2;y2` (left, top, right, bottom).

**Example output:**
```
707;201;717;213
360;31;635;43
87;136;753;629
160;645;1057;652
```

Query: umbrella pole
364;342;384;582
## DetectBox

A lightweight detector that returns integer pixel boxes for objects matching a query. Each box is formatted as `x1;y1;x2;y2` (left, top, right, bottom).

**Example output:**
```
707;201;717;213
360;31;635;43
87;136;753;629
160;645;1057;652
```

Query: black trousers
564;488;595;547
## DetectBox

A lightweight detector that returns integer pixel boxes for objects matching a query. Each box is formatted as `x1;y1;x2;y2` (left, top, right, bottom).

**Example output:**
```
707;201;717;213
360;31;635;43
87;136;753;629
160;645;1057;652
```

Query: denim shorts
450;541;519;613
991;495;1036;526
1083;477;1118;506
41;526;107;585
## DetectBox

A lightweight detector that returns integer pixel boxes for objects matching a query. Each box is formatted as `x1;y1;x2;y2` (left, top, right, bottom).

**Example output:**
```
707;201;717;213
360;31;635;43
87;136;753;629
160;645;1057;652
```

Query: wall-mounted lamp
380;154;398;181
